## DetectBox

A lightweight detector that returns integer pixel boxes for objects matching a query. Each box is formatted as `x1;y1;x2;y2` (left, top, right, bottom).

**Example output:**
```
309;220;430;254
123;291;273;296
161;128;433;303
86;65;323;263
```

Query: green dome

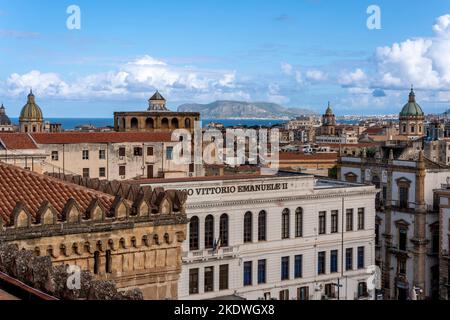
400;88;424;117
325;102;333;115
19;90;43;121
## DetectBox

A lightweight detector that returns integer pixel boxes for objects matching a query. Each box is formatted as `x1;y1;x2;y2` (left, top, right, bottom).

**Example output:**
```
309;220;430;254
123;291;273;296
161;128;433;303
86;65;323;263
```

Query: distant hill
177;101;316;120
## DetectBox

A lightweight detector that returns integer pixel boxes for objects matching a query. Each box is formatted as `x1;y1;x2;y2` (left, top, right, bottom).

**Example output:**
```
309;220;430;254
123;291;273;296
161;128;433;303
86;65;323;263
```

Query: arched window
282;209;290;239
121;118;126;131
146;118;154;129
258;211;267;241
171;118;179;129
185;118;191;129
94;251;100;275
161;118;169;129
219;214;229;247
295;208;303;238
205;215;214;249
130;117;139;130
189;216;199;251
105;250;112;273
244;212;253;243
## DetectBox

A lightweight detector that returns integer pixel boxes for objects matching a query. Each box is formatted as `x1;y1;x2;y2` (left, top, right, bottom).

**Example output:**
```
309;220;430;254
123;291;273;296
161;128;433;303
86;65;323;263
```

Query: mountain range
177;101;316;119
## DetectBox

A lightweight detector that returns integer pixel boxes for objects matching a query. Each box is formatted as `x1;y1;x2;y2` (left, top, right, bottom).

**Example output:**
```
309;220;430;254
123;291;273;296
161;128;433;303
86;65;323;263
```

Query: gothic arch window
105;250;112;274
205;215;215;249
146;118;154;129
94;251;100;275
219;214;229;247
295;207;303;238
244;211;253;243
130;117;139;130
161;118;169;129
171;118;179;129
258;211;267;241
282;209;290;239
189;216;199;251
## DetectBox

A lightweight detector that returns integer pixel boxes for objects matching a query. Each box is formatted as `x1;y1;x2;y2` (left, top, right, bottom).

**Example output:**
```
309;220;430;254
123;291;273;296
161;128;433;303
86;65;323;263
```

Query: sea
10;118;288;130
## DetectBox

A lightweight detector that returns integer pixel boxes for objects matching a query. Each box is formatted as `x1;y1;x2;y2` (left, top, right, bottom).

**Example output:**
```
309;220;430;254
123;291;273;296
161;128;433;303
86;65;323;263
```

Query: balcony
182;246;239;263
389;200;416;214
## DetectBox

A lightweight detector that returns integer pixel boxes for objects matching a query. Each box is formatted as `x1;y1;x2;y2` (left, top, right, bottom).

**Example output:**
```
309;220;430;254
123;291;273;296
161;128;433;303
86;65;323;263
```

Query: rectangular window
358;208;365;230
258;260;266;284
243;262;252;286
357;247;365;269
319;211;326;235
204;267;214;293
346;248;353;271
399;187;409;209
189;269;199;295
82;150;89;160
398;258;407;274
281;257;290;281
51;151;59;161
219;265;229;291
399;229;407;251
119;166;126;177
297;287;309;301
375;224;380;246
279;290;289;301
295;255;303;278
166;147;174;160
133;147;143;156
99;167;106;178
331;210;338;233
147;146;154;156
119;147;126;157
318;251;326;275
330;250;338;273
346;209;354;231
99;149;106;160
82;168;90;178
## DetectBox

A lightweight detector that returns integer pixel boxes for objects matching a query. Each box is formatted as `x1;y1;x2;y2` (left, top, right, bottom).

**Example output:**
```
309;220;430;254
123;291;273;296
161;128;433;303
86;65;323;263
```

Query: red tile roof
0;134;38;150
0;162;117;225
31;132;174;144
278;152;338;161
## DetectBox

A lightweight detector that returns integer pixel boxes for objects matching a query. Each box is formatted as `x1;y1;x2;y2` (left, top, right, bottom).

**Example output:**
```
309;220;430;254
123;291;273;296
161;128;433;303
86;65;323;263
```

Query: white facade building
143;172;377;300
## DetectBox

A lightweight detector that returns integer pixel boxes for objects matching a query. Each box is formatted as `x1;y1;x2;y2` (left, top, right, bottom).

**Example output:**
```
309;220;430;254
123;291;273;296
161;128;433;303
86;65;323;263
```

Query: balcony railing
183;246;239;262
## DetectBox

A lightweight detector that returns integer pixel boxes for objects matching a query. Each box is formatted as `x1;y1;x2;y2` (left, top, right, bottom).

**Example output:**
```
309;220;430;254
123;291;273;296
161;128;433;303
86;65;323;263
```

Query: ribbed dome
325;102;333;115
400;88;424;117
19;90;43;121
0;104;11;125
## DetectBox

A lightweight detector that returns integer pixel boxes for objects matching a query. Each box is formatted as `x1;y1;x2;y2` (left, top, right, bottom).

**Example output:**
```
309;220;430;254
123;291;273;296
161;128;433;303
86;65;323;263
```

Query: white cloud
1;55;245;102
281;62;293;75
305;69;327;82
267;83;289;104
339;68;367;87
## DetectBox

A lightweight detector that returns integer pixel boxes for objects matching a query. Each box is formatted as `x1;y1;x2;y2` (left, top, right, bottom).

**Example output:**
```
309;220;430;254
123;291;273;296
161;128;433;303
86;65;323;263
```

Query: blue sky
1;0;450;117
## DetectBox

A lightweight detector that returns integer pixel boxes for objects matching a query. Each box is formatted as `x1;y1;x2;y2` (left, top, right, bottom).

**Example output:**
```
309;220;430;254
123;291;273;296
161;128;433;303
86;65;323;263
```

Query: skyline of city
1;1;450;117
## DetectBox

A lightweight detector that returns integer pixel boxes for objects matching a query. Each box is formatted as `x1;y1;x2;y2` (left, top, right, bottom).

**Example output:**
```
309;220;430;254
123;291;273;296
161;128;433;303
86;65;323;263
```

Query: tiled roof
0;162;117;225
31;132;174;144
279;152;338;161
0;133;38;150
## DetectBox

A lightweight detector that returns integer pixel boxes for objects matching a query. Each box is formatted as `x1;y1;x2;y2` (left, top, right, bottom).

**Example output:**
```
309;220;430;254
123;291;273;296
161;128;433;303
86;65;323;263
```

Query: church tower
399;86;425;138
321;102;336;136
19;90;44;133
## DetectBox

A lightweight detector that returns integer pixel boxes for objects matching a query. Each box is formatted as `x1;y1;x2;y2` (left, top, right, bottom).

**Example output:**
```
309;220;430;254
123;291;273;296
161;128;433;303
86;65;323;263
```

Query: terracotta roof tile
278;152;338;161
0;133;38;150
0;162;119;225
31;132;174;144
